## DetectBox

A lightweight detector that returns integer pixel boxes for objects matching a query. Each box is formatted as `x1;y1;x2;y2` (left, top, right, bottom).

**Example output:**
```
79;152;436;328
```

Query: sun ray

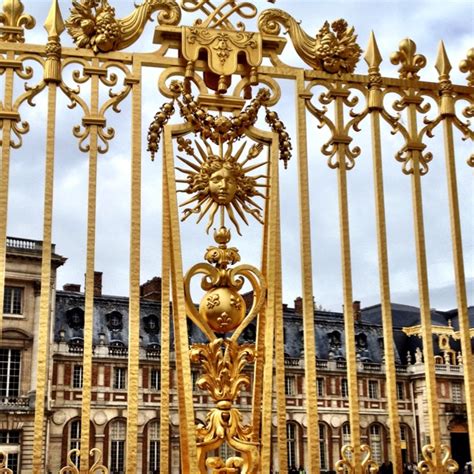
232;142;246;163
177;155;202;172
196;198;215;224
206;202;220;233
180;194;206;207
231;200;249;226
195;140;208;162
225;204;242;235
242;161;268;173
175;167;194;175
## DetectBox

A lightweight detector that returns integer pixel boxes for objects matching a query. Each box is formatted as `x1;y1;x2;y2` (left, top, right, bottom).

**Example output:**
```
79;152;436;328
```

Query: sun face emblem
176;137;268;235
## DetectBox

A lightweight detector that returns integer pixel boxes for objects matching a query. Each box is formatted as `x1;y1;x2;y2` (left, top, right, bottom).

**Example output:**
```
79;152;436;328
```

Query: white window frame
110;420;126;474
113;367;126;390
285;376;296;396
452;382;463;403
72;365;83;389
368;380;379;399
0;349;21;398
319;424;328;470
148;421;160;473
317;377;325;397
150;369;160;391
69;420;81;467
341;378;349;398
3;287;23;316
286;422;299;468
369;424;382;464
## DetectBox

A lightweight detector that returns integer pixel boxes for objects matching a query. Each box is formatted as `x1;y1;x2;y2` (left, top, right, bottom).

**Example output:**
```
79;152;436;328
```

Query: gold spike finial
435;41;452;82
44;0;64;39
459;48;474;87
364;31;383;73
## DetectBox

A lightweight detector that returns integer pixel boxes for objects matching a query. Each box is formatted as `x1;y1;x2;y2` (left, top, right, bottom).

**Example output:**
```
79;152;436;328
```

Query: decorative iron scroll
258;9;362;73
417;444;459;474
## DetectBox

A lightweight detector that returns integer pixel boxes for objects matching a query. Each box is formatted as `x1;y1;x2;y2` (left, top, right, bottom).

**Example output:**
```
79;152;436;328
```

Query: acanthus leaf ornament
258;10;362;74
66;0;181;53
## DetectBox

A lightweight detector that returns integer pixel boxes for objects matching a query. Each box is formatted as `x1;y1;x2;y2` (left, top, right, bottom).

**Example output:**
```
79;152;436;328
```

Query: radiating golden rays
176;137;268;234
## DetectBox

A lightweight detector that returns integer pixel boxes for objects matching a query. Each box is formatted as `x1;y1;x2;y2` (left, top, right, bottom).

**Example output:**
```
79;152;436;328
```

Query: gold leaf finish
259;10;362;74
66;0;181;53
390;38;427;80
0;0;35;42
459;47;474;86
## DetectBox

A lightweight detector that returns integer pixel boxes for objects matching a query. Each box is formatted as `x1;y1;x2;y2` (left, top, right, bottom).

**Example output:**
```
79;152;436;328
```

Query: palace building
0;238;471;473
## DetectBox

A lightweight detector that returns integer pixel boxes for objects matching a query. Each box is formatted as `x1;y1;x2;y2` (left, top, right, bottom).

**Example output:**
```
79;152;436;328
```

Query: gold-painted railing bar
79;57;100;474
32;3;63;467
295;70;321;474
0;1;472;473
436;42;474;464
126;58;142;473
365;32;403;474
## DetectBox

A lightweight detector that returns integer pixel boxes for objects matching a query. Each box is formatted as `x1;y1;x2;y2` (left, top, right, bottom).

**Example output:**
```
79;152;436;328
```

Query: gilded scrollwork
259;10;362;74
59;447;109;474
417;444;459;474
65;0;181;53
0;0;35;43
459;47;474;86
191;338;259;473
390;38;427;80
335;444;379;474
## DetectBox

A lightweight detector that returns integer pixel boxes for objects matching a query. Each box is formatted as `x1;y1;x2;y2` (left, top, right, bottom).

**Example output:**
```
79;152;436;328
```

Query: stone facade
1;239;471;473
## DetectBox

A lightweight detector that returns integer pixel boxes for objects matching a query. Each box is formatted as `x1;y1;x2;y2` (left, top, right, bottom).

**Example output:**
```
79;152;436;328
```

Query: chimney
294;296;303;315
353;300;361;321
140;276;162;302
63;283;81;292
94;271;102;297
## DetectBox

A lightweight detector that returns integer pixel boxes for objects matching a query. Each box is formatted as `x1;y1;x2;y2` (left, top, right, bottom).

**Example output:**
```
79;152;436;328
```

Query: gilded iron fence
0;1;472;473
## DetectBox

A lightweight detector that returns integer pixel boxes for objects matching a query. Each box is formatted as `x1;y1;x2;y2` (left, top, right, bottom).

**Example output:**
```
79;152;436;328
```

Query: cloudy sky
6;0;473;312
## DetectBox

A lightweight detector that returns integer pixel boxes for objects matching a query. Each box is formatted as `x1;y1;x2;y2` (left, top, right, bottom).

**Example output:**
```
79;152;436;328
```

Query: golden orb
200;287;246;333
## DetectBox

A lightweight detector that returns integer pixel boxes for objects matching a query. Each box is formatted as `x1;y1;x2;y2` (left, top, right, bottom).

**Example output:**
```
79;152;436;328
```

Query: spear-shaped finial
44;0;64;40
364;31;383;74
459;48;474;87
435;40;452;83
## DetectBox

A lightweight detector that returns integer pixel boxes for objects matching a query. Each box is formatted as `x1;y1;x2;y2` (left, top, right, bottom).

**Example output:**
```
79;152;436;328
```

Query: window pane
0;349;21;397
73;365;83;389
3;287;23;315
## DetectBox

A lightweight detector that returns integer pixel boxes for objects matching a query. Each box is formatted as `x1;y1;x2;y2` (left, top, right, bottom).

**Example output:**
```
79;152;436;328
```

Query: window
286;423;298;468
0;430;21;474
113;368;126;390
369;425;382;464
341;378;349;398
368;380;379;399
319;424;328;470
150;369;161;391
0;349;20;398
69;420;81;467
3;287;23;315
110;420;126;473
396;382;404;400
317;378;325;397
285;376;296;396
452;382;463;403
148;421;160;473
342;423;351;444
73;365;83;389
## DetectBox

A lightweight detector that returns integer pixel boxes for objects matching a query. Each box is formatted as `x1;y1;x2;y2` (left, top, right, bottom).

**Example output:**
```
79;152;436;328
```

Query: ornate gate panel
0;1;472;473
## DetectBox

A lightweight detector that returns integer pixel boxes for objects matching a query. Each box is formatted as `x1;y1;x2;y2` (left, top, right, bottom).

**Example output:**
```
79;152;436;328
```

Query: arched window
319;423;329;470
286;422;300;469
69;420;81;467
148;421;159;473
369;424;382;464
109;420;126;473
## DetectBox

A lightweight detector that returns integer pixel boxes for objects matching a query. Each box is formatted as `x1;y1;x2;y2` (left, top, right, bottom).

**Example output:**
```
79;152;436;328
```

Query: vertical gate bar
32;76;60;473
334;91;362;474
0;50;15;340
273;133;288;474
406;99;442;471
369;105;402;473
260;139;280;473
295;70;320;473
163;125;198;472
79;58;100;474
251;151;271;442
365;36;403;472
160;153;171;473
441;114;474;462
126;58;142;473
